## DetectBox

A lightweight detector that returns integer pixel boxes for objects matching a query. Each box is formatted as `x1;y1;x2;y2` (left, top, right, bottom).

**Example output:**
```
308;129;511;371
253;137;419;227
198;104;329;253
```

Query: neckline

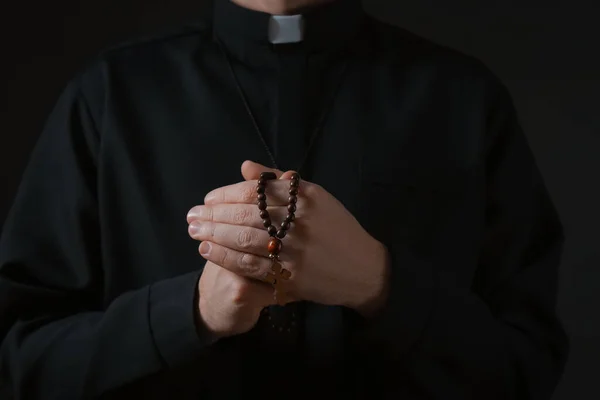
212;0;366;55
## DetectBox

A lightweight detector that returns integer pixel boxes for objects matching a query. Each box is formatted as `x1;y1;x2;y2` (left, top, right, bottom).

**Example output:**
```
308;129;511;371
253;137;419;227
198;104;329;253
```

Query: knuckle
239;253;262;275
241;185;256;203
206;206;214;222
236;228;257;250
232;207;251;225
230;279;249;304
202;222;215;238
217;246;229;267
303;183;320;199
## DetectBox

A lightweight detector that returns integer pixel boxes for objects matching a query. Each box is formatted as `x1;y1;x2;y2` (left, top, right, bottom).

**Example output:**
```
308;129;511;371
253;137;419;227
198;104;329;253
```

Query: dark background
0;0;598;398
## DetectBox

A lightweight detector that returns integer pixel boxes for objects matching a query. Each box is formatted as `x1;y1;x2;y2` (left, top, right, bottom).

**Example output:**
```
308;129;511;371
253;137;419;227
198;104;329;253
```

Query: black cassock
0;0;568;399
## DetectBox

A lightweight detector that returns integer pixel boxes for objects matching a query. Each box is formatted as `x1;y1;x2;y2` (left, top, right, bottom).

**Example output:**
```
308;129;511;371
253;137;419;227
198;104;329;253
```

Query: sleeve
347;81;569;399
0;75;216;399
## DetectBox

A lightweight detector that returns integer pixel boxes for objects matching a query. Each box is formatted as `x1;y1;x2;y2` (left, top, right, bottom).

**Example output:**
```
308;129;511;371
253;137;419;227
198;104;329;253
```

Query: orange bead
268;238;282;255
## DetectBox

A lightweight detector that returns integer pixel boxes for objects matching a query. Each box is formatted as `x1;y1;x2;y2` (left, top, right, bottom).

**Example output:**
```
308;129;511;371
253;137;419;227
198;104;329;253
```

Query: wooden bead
289;187;298;196
288;204;296;213
258;178;266;186
260;210;269;219
290;173;300;181
268;225;277;236
290;179;299;188
261;172;277;180
257;193;266;201
263;219;272;228
257;186;265;194
285;214;294;224
276;229;287;239
268;238;282;254
258;200;267;210
281;221;291;230
288;195;297;204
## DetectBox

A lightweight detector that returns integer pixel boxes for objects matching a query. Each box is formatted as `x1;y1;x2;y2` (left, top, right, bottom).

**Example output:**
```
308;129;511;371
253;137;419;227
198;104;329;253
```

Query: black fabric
0;0;568;399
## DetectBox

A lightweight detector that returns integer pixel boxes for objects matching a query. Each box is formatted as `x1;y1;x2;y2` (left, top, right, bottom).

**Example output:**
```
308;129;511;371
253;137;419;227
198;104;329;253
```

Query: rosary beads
256;171;300;305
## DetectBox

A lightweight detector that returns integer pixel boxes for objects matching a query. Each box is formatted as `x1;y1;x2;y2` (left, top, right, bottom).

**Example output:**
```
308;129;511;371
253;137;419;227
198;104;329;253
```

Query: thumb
241;160;297;181
241;160;283;181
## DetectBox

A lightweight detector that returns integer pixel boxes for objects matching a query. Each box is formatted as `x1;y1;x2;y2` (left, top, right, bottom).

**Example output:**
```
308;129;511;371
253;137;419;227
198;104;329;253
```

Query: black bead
290;179;299;187
268;225;278;236
285;214;294;224
257;186;265;194
257;193;266;201
259;210;269;219
258;200;267;210
263;219;272;228
290;173;300;181
260;172;277;180
288;204;297;213
281;221;291;230
288;195;297;204
276;229;287;239
289;187;298;196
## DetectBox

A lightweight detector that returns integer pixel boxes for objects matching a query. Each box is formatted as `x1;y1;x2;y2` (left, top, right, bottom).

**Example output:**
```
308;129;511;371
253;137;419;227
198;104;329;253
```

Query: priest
0;0;568;398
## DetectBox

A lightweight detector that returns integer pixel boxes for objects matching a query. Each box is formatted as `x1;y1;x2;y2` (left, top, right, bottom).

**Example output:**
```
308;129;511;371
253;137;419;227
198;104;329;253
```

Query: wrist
351;240;391;319
195;295;223;343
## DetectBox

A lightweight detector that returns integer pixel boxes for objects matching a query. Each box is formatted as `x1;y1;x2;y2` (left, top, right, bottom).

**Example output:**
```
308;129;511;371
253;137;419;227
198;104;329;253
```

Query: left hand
187;160;391;315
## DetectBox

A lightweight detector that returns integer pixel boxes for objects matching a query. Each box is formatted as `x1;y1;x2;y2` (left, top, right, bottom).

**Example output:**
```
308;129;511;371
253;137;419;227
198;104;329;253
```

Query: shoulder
365;16;509;103
94;21;213;67
66;22;214;126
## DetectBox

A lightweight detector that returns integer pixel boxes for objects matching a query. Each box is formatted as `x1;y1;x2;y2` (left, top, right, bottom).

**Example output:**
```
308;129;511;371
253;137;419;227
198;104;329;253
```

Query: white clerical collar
268;15;305;44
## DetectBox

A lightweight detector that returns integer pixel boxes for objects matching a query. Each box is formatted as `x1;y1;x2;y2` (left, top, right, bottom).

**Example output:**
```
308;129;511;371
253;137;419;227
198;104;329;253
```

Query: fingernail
187;206;204;221
189;221;200;235
199;241;212;256
204;192;215;204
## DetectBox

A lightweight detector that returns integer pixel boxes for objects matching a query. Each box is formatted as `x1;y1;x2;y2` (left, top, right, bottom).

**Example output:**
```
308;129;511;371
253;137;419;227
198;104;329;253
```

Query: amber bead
288;204;297;213
261;172;277;180
276;229;287;239
288;195;297;204
257;186;265;194
268;225;277;236
258;200;267;210
268;238;282;254
281;221;291;230
289;187;298;196
259;210;269;219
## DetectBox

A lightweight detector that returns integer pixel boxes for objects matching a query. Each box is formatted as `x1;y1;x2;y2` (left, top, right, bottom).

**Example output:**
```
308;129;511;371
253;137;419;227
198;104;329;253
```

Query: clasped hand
187;161;389;326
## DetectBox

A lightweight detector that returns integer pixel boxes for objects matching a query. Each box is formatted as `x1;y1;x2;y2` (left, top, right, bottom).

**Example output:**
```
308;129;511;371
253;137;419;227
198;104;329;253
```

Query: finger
189;221;270;257
241;160;300;184
187;204;289;228
199;241;272;281
204;261;277;308
204;179;304;206
279;170;298;180
241;160;284;181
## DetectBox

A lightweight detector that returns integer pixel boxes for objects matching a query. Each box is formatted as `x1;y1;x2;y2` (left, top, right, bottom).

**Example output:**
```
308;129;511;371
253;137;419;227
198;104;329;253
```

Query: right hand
197;260;275;338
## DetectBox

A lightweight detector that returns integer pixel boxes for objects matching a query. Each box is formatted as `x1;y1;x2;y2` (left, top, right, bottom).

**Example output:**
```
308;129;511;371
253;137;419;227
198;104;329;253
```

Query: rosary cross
264;261;291;305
